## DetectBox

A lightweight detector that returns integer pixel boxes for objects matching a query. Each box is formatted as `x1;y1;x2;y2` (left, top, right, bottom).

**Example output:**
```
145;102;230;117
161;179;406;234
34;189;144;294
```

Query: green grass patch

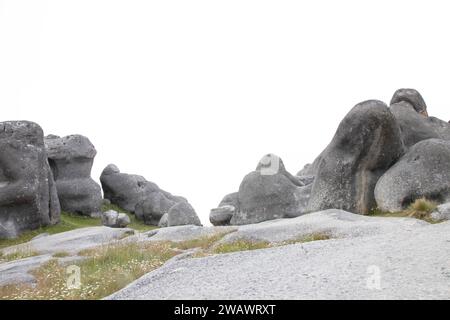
282;232;332;245
212;239;271;254
101;203;157;232
0;241;178;300
52;251;70;258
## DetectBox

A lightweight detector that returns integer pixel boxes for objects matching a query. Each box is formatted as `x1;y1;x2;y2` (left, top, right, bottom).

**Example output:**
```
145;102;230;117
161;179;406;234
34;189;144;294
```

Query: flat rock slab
219;209;428;244
0;254;52;287
1;227;134;256
107;221;450;300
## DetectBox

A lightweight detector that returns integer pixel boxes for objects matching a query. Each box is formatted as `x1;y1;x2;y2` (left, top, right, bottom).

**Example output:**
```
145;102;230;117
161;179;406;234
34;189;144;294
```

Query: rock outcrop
307;100;405;214
210;154;310;225
45;135;103;216
167;202;202;227
375;139;450;212
101;210;131;228
100;164;159;213
0;121;60;239
389;88;450;148
100;164;200;226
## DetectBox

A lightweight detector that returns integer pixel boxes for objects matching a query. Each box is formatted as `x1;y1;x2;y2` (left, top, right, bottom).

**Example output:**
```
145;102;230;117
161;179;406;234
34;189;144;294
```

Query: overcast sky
1;0;449;225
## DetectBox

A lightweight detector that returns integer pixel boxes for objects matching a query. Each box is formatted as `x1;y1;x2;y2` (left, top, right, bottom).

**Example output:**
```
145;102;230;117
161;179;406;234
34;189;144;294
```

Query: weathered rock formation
0;121;60;239
45;135;103;216
389;88;450;148
210;154;310;225
375;139;450;212
167;202;202;227
307;100;405;214
100;164;200;227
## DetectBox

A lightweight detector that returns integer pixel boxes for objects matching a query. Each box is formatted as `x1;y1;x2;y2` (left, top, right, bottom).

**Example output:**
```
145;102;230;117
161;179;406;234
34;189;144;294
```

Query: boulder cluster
210;89;450;225
0;124;201;239
100;164;201;228
1;88;449;237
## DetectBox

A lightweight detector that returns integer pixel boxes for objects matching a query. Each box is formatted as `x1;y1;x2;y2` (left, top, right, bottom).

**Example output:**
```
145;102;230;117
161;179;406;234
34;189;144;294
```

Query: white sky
1;0;450;225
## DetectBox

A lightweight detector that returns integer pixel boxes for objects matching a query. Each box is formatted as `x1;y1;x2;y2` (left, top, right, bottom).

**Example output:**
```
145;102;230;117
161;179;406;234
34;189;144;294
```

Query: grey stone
209;205;235;226
100;164;157;212
143;225;236;242
167;201;202;227
390;88;428;115
219;192;239;208
224;154;311;225
0;121;60;239
0;254;53;287
101;210;130;228
430;202;450;221
219;209;427;245
135;192;175;225
106;218;450;300
308;100;405;214
1;226;134;256
375;139;450;212
100;164;188;225
45;134;102;216
389;89;450;149
158;213;168;227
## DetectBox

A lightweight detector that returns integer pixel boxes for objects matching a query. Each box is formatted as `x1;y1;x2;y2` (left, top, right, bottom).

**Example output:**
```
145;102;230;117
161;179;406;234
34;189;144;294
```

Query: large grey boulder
216;154;311;225
0;121;60;239
134;192;176;225
209;205;235;226
375;138;450;212
167;202;202;227
100;164;158;213
209;193;239;226
100;164;198;226
389;89;450;149
308;100;405;214
45;134;102;216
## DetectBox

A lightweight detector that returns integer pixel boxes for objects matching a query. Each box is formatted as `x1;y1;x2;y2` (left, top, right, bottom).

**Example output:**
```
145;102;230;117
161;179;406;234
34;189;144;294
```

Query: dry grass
370;198;438;223
212;239;271;254
0;241;178;300
406;198;437;220
0;228;334;299
167;232;233;251
281;232;332;245
0;246;39;263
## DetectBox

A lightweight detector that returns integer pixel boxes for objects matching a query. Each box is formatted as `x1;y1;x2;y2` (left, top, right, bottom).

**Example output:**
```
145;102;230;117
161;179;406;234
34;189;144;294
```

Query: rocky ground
1;209;449;300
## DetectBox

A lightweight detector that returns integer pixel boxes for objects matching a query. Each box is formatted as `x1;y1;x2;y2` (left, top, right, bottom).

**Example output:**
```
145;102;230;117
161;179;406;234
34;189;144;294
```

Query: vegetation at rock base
0;212;101;250
0;205;156;250
0;241;178;300
369;197;438;223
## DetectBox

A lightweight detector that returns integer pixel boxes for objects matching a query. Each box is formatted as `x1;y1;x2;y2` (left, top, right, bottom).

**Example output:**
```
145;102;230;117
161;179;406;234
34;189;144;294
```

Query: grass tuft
369;198;438;223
